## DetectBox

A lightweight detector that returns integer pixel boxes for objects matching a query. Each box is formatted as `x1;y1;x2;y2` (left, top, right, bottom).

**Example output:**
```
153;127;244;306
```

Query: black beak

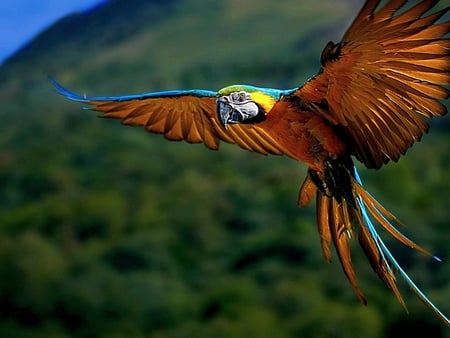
217;99;233;129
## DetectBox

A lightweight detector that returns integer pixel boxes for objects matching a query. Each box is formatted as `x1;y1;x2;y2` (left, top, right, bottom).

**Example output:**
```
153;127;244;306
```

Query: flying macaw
52;0;449;326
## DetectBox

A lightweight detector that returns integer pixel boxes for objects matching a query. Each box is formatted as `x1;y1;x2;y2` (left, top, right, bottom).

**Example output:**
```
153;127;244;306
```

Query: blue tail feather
352;167;449;326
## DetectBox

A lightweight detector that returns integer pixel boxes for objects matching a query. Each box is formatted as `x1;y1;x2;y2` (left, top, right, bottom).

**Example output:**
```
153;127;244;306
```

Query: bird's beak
217;98;233;129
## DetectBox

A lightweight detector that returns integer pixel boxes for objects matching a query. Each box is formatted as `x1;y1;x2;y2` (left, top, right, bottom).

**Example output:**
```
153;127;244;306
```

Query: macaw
52;0;449;326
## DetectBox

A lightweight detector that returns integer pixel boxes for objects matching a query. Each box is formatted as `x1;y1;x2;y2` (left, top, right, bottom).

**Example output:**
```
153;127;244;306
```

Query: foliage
0;0;449;337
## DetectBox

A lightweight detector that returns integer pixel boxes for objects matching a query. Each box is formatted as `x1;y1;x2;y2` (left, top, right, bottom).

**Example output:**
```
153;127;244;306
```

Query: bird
52;0;449;326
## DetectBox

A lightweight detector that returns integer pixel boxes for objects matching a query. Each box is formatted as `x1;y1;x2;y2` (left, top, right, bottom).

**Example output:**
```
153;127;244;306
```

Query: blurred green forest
0;0;449;337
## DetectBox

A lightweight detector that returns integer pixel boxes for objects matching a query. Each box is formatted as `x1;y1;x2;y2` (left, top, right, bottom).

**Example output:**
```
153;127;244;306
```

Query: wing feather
51;79;288;156
293;1;449;168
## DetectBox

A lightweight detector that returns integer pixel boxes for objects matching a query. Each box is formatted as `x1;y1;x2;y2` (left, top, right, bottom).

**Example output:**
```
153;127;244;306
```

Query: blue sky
0;0;103;63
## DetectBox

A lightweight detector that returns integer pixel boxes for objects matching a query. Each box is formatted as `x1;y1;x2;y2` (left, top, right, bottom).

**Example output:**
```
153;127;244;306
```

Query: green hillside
0;0;449;337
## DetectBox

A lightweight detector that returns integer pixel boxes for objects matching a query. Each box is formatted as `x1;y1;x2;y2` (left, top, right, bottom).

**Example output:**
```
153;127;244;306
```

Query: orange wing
295;0;449;169
51;80;288;156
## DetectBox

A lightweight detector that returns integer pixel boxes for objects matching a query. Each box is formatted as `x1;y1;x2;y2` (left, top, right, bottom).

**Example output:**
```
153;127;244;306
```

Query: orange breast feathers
260;100;347;172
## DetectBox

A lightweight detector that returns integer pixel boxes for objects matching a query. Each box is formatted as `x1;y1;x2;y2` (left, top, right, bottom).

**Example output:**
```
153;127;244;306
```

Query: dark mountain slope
2;0;176;67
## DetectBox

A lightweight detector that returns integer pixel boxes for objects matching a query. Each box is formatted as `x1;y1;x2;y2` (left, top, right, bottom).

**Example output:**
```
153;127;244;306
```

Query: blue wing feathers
49;77;217;102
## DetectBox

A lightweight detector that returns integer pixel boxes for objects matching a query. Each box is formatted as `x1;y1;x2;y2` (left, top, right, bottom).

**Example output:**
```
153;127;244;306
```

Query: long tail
298;160;450;327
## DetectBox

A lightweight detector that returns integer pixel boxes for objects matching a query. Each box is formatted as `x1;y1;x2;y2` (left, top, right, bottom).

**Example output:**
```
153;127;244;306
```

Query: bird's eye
239;92;247;101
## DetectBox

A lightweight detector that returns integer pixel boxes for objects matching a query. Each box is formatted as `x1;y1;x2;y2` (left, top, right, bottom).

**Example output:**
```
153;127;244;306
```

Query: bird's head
216;85;293;128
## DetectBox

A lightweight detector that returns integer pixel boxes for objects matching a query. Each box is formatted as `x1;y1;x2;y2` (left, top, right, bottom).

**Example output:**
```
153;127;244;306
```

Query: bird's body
52;0;450;327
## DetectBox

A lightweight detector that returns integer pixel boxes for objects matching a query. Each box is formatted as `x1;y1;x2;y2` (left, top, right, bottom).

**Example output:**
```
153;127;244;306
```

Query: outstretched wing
51;79;287;156
294;0;449;169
